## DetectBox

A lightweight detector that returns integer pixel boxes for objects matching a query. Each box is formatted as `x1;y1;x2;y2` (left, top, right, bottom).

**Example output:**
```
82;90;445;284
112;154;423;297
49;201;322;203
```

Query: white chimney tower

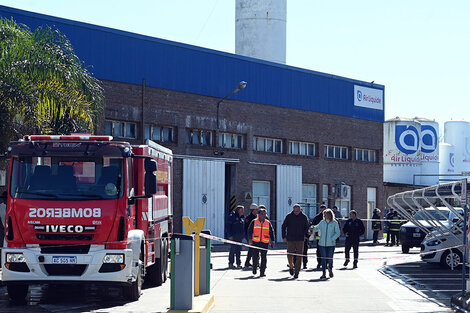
235;0;287;64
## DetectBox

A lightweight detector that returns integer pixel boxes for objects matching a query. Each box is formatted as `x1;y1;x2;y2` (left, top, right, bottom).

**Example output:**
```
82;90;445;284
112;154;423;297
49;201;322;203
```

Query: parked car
420;221;465;270
399;207;463;253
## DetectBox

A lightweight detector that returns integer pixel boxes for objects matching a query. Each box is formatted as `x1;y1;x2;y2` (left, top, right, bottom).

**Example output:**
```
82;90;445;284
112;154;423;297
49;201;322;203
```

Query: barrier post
199;230;212;294
170;234;194;311
183;217;205;296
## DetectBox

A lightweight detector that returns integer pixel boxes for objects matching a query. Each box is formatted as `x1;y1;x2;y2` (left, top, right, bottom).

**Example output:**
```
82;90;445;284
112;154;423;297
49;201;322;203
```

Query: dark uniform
372;210;382;244
343;217;365;267
247;218;275;277
388;212;401;246
244;211;258;267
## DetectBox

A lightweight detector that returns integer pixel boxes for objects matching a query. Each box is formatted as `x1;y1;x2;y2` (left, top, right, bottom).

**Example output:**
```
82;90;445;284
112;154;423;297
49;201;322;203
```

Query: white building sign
354;85;383;110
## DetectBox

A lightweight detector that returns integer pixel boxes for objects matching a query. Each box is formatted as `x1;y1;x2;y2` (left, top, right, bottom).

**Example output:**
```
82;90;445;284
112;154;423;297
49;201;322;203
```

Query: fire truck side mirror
144;158;157;172
145;172;157;197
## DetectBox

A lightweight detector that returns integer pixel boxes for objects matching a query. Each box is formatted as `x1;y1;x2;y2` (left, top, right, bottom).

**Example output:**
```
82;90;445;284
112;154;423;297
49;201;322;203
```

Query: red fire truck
2;135;172;301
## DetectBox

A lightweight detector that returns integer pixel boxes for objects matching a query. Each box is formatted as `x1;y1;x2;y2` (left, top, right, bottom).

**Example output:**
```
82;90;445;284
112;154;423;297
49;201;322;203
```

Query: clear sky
1;0;469;131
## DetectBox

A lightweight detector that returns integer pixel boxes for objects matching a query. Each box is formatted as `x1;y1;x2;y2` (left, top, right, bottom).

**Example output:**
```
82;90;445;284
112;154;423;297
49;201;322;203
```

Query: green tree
0;18;104;152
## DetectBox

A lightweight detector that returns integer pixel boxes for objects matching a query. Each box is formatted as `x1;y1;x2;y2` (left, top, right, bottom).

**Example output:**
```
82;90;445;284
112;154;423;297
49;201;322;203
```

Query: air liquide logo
357;90;363;101
395;125;419;154
450;153;455;168
420;125;438;153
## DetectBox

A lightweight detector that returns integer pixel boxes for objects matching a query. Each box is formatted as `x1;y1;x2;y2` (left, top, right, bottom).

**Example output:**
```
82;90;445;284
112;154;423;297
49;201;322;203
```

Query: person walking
227;205;245;269
311;204;326;269
310;209;340;280
384;208;391;246
243;203;259;268
388;209;401;246
372;208;382;244
282;204;310;279
247;206;275;277
343;210;365;268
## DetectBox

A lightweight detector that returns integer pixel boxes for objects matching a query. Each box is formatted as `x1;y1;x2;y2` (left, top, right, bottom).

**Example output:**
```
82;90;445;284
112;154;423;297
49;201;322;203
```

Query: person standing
243;203;259;268
282;204;310;279
247;206;275;277
372;208;382;244
384;208;392;246
388;209;401;246
343;210;365;268
333;205;342;220
227;205;245;269
311;209;340;280
311;204;326;269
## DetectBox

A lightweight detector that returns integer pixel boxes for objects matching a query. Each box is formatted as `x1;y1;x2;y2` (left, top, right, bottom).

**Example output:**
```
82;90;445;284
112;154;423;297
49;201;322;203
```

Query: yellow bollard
182;217;205;296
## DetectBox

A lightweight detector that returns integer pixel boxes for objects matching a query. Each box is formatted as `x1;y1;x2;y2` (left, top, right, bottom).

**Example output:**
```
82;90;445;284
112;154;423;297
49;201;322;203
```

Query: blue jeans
319;245;335;273
229;237;243;265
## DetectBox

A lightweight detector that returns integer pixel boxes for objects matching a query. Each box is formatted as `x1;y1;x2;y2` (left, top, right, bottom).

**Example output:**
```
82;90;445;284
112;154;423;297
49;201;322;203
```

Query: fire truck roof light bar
25;135;113;141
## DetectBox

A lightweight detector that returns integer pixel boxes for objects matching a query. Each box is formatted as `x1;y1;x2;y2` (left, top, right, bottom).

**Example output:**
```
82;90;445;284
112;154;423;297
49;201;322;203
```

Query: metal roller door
276;165;302;242
183;159;225;241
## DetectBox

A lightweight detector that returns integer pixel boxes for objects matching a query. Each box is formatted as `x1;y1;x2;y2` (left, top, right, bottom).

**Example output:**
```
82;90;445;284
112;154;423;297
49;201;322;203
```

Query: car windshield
10;156;124;200
413;209;452;221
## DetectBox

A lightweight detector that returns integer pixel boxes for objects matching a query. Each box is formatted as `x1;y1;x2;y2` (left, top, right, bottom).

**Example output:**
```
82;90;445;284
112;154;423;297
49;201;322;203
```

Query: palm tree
0;17;104;152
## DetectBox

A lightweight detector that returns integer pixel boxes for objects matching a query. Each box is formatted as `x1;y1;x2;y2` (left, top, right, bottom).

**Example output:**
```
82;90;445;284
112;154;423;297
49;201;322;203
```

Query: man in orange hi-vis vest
247;206;275;277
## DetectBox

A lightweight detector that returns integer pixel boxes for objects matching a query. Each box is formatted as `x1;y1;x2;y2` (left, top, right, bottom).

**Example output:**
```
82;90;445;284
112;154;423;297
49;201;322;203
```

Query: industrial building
0;5;385;241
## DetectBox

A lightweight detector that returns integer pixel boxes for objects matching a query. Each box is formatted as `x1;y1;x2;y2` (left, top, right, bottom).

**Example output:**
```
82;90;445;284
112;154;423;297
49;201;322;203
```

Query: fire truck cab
2;135;172;302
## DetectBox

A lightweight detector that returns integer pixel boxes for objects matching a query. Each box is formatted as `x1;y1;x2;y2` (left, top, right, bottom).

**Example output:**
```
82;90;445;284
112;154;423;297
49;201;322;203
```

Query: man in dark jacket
282;203;310;278
227;205;245;269
243;203;259;268
311;204;326;269
343;210;365;269
247;206;275;277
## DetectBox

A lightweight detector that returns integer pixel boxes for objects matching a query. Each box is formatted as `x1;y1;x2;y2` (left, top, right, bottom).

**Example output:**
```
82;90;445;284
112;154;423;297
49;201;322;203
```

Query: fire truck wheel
161;238;168;283
7;283;29;302
146;239;168;286
124;258;143;301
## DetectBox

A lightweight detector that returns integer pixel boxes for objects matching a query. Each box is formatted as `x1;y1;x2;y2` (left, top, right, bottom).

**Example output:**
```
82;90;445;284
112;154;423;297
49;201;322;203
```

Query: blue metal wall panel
0;5;385;122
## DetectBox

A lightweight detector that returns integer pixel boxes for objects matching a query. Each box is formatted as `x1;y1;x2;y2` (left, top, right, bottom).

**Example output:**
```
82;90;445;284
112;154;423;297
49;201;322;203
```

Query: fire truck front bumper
1;245;136;284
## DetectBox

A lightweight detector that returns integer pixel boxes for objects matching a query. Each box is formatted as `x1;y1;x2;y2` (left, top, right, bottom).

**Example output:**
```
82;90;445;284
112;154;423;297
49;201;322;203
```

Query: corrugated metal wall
182;159;225;241
276;165;302;241
0;5;385;122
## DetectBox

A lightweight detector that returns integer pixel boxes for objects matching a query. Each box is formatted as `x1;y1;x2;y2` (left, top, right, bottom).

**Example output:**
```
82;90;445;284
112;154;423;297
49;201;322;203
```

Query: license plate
52;256;77;264
413;233;421;238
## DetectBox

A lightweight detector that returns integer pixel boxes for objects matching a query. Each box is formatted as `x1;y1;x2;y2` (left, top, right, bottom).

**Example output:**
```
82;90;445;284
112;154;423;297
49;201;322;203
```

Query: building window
105;120;136;139
289;141;315;156
253;181;270;216
354;148;376;162
322;184;329;206
325;145;349;160
302;184;317;219
253;136;282;153
186;129;213;146
145;125;175;142
219;133;244;149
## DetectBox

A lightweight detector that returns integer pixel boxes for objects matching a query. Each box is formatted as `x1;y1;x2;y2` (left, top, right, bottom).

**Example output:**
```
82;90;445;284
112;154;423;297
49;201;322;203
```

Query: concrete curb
168;294;214;313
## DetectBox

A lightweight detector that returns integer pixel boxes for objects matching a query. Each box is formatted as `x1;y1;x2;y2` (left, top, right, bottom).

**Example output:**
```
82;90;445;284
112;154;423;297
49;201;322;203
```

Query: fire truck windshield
10;156;124;200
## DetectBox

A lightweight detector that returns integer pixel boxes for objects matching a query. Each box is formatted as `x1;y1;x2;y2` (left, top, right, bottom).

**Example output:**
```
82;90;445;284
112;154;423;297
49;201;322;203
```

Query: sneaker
320;274;326;280
289;268;294;276
328;269;334;278
343;260;349;267
353;262;358;269
260;272;266;277
252;267;257;275
303;264;307;269
294;273;299;279
236;264;242;269
228;263;235;269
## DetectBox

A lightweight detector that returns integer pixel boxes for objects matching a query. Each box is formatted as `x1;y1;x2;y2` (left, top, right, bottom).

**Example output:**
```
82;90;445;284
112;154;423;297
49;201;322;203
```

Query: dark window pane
105;121;112;136
113;122;123;137
126;124;136;139
163;127;172;142
266;139;273;152
275;140;282;153
144;125;150;140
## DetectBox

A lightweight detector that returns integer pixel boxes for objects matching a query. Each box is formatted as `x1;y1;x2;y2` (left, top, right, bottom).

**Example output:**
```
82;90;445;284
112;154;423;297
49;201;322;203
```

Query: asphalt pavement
0;242;455;313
